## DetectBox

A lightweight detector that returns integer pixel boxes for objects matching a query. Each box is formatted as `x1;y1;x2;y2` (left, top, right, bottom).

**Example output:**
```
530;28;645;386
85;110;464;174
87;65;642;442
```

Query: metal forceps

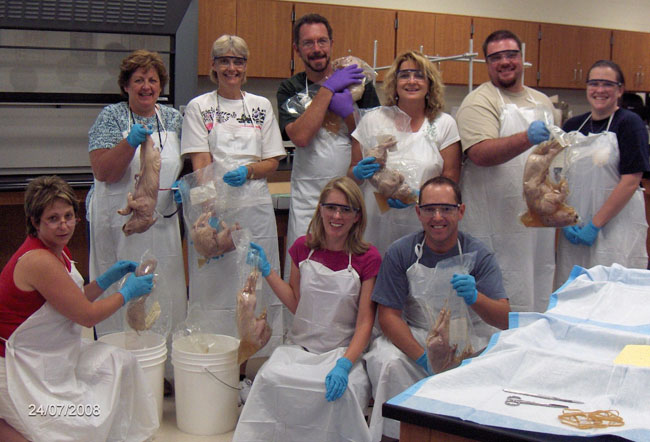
505;395;568;408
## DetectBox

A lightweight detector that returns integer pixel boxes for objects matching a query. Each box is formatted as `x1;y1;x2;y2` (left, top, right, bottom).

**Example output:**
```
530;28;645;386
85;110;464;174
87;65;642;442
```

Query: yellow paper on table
614;345;650;367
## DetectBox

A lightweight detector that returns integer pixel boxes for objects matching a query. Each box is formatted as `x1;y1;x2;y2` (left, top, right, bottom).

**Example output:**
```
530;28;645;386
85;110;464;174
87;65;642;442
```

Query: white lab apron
555;117;647;288
2;258;158;442
90;106;186;350
233;250;371;442
459;91;555;313
362;117;444;256
284;124;352;280
187;92;282;358
365;239;494;441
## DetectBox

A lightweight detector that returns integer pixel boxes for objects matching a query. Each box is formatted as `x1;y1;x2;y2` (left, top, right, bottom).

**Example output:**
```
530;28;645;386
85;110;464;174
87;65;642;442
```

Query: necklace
130;108;163;149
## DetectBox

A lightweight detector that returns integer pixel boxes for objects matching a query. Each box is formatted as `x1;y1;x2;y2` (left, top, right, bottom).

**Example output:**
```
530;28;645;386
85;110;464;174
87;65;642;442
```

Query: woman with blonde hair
348;50;461;255
233;176;381;442
181;34;286;356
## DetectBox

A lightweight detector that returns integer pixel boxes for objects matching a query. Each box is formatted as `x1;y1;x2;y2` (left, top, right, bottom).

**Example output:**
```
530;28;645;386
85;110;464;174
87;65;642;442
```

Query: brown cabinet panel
198;0;236;76
294;3;396;81
539;23;611;88
612;30;650;92
433;14;472;85
236;0;293;78
396;10;436;56
472;17;540;87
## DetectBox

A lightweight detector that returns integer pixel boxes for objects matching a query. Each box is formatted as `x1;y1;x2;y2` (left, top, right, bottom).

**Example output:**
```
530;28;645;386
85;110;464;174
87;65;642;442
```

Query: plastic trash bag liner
358;106;419;212
179;161;242;266
236;241;272;364
520;125;580;227
119;249;172;347
407;251;478;374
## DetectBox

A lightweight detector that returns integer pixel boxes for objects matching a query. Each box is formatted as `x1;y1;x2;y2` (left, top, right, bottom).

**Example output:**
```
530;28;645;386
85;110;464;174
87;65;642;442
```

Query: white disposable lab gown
1;259;158;442
459;90;555;313
233;251;372;442
555;116;647;287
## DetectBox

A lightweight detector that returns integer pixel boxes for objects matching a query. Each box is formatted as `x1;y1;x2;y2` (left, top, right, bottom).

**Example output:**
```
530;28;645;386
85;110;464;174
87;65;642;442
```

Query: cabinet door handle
578;68;582;80
573;68;577;81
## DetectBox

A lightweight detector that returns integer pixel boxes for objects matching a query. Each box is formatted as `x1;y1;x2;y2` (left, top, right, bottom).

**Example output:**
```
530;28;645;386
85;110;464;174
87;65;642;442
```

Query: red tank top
0;236;71;357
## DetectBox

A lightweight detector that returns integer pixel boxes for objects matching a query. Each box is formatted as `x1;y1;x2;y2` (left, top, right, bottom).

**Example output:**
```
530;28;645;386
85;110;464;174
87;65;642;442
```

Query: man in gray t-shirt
364;176;510;442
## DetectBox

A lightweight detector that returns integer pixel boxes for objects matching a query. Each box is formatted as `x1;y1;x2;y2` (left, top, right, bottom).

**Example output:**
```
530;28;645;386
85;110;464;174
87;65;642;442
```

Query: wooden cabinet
612;30;650;92
396;11;472;85
472;17;540;87
198;0;291;78
236;0;293;78
198;0;236;76
538;23;611;89
293;3;396;81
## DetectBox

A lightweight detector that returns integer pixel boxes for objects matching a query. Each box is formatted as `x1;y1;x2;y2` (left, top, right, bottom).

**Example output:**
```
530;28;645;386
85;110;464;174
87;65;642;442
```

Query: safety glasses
418;203;460;217
42;213;79;228
320;203;359;217
214;56;247;68
396;69;426;81
586;79;622;89
485;49;520;64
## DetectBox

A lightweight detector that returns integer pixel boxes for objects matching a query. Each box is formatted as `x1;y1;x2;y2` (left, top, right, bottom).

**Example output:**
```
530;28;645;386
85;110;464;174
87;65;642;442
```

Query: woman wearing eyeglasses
348;51;461;256
555;60;650;287
180;35;286;357
233;176;381;442
0;176;158;441
87;50;186;346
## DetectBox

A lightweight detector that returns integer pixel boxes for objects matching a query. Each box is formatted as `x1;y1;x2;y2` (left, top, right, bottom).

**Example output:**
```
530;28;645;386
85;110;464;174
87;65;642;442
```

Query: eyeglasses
214;56;247;68
396;69;426;81
42;213;78;228
485;50;520;64
418;203;460;217
299;38;330;50
586;79;621;89
320;203;359;217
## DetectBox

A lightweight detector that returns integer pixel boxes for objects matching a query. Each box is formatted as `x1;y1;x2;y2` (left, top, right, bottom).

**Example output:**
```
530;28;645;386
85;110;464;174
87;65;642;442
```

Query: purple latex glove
322;64;363;93
328;89;354;118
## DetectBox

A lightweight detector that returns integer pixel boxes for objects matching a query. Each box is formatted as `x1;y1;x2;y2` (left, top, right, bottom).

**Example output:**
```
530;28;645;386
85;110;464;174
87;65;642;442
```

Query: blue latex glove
562;225;581;245
328;89;354;118
526;120;550;145
247;242;271;277
96;260;138;290
223;165;249;187
325;357;353;401
119;273;154;305
172;179;183;205
208;216;220;229
416;352;433;376
125;123;153;148
322;64;364;93
387;198;414;209
565;220;600;246
451;273;478;306
353;157;380;180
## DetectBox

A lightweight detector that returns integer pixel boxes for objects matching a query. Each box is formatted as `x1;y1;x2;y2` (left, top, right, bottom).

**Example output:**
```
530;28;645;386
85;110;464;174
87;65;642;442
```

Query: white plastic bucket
171;333;239;436
99;331;167;422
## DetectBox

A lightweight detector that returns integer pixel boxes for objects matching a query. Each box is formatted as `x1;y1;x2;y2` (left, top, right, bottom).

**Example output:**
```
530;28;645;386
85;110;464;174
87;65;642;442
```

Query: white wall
284;0;650;33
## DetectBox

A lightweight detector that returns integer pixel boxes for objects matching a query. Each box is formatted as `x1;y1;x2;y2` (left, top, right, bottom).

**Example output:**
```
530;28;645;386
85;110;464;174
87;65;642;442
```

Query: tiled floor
153;396;235;442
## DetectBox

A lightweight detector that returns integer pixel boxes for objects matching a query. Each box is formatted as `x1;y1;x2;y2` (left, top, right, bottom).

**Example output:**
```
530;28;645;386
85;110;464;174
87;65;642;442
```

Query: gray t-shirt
372;231;507;310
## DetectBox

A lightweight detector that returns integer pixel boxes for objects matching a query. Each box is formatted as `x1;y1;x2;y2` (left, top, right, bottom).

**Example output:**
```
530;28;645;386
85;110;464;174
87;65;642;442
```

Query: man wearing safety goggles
455;30;557;315
364;176;510;441
277;13;380;281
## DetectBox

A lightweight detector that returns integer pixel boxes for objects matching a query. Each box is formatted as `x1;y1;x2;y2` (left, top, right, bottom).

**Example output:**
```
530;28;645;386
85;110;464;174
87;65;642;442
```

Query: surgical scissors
505;395;568;408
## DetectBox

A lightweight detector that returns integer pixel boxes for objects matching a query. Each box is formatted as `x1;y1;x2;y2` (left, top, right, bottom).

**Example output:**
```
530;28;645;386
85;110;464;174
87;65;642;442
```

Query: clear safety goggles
320;203;359;217
42;213;79;228
396;69;426;81
418;203;460;217
486;49;520;64
214;56;247;68
586;79;622;89
299;38;330;50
